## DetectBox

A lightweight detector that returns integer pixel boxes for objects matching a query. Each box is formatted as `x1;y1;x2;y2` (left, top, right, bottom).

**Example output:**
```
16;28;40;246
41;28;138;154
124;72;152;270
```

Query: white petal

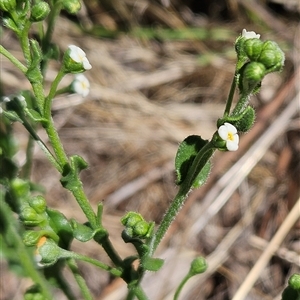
226;140;239;151
242;29;260;39
218;125;229;140
82;57;92;70
224;122;237;134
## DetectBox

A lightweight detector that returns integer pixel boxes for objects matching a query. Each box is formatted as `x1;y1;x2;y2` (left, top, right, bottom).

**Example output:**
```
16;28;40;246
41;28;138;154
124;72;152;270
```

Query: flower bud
189;256;208;276
29;195;46;214
244;38;263;61
24;285;44;300
133;221;150;238
30;2;50;22
244;62;265;82
258;40;285;71
62;0;81;14
121;212;144;227
0;0;16;12
23;230;43;247
11;178;30;198
289;274;300;290
20;206;44;226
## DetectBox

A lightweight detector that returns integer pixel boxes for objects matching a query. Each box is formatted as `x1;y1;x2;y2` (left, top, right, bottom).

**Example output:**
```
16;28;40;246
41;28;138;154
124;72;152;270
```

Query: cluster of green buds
214;29;285;152
121;212;154;240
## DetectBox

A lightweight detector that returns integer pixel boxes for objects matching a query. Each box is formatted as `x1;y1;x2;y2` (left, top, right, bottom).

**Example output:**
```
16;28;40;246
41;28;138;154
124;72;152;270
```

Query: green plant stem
21;134;35;179
42;69;69;166
67;258;93;300
67;251;122;277
174;274;191;300
44;69;65;119
0;199;53;299
21;117;62;172
223;73;237;116
20;19;32;65
41;1;62;73
100;235;124;267
0;45;27;73
128;285;149;300
150;141;216;255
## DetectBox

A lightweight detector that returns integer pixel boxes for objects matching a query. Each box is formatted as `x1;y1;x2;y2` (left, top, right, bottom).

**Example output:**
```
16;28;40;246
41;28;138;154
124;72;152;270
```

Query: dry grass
1;0;300;299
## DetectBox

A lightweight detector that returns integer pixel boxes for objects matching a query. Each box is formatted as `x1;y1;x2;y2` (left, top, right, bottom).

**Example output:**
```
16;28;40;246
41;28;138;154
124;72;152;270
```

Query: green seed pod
30;2;50;22
244;38;264;61
29;195;47;214
189;256;208;276
0;0;16;12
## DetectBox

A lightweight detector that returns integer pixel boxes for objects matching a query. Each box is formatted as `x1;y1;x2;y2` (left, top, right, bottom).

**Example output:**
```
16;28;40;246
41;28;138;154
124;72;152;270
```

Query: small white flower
218;122;239;151
242;29;260;39
72;74;90;97
68;45;92;70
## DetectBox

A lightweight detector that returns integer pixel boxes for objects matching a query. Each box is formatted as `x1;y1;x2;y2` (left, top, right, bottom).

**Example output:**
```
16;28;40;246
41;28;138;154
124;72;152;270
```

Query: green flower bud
0;0;16;12
258;40;285;71
35;237;62;267
29;196;47;214
11;178;30;198
62;0;81;14
244;38;264;61
289;274;300;290
23;230;43;247
20;206;44;226
30;2;50;22
121;212;144;227
244;61;266;82
24;285;44;300
189;256;208;276
133;221;150;238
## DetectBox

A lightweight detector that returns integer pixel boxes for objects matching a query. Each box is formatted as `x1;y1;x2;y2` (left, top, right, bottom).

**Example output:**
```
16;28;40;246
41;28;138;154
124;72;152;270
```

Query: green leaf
46;208;73;248
25;108;48;125
142;257;164;272
192;159;211;188
71;219;94;242
175;135;208;186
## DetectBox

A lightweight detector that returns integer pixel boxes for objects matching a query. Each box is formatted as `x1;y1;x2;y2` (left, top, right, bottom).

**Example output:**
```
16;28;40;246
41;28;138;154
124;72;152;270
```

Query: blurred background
1;0;300;299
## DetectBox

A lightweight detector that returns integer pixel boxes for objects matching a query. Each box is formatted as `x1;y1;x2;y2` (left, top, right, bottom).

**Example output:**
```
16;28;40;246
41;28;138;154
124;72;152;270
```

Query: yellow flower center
227;132;234;141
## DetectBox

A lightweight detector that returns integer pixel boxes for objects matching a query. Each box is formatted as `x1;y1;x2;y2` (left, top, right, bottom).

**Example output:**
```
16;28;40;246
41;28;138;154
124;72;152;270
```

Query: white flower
218;122;239;151
68;45;92;70
242;29;260;39
72;74;90;97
